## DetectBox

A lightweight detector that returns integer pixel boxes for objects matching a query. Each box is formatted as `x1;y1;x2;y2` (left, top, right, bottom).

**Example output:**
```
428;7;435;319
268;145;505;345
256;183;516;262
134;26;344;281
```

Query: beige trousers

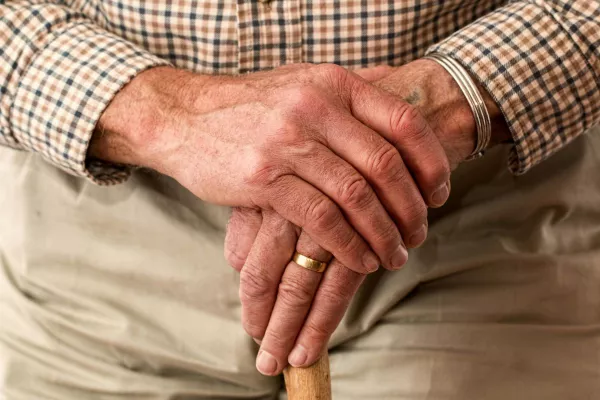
2;127;600;399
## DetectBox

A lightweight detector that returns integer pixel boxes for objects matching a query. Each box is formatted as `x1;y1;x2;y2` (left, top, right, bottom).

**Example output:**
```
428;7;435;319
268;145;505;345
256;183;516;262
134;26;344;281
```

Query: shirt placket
236;0;303;73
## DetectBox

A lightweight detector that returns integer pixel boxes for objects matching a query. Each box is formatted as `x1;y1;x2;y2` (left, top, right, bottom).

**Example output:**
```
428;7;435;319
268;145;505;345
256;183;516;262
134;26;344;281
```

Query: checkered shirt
1;0;599;183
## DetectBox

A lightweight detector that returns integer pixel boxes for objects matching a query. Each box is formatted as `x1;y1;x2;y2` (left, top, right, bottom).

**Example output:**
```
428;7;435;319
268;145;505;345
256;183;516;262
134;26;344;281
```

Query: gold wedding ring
292;252;328;273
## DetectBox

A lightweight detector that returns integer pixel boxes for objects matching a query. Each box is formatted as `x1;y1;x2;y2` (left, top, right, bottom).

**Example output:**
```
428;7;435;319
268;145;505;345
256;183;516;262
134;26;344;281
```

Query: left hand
226;58;508;376
226;207;367;376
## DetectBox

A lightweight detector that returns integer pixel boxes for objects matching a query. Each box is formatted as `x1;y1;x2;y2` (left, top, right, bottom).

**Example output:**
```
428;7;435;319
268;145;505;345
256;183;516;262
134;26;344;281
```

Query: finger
239;211;298;340
352;65;395;82
322;111;428;250
269;174;380;274
288;259;365;368
289;142;407;270
224;207;263;271
255;231;331;376
347;78;451;208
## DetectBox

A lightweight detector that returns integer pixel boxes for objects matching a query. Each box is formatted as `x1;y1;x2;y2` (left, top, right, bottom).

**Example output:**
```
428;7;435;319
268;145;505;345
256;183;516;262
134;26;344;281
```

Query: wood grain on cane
284;351;331;400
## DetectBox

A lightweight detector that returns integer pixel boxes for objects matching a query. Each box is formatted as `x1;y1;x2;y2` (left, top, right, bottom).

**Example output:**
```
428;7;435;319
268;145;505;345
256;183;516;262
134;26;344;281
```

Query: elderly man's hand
224;58;512;376
91;63;452;275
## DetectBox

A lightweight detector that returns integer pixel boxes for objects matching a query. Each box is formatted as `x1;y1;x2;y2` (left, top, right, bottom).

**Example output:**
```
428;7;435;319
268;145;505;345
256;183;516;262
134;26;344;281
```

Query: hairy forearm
89;66;209;172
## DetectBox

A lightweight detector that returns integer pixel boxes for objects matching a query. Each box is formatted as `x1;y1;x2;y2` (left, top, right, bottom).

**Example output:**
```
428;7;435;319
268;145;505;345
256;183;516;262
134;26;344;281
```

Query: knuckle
270;118;307;151
264;328;290;349
305;195;340;233
245;155;283;189
294;86;319;105
390;103;430;142
224;248;245;272
335;230;362;259
242;320;265;340
228;207;262;232
302;322;331;344
387;161;411;186
376;221;403;247
270;118;322;159
401;200;428;230
277;277;314;309
338;175;373;211
274;118;301;139
286;86;324;114
316;63;346;79
265;216;294;244
317;285;351;309
367;144;403;180
316;64;355;97
239;267;274;304
289;140;323;160
422;158;451;189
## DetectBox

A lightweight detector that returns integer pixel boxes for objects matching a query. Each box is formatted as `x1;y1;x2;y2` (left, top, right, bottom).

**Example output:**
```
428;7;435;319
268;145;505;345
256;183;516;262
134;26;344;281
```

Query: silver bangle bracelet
423;52;491;161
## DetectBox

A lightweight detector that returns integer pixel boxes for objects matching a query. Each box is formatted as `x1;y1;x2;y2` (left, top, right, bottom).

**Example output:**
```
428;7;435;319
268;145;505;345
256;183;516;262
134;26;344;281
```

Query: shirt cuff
10;21;171;185
426;2;600;175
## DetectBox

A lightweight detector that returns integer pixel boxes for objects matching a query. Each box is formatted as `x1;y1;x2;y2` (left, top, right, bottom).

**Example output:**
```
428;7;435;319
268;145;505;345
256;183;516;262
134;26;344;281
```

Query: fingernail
289;345;308;367
390;244;408;269
408;223;427;248
362;252;380;273
431;183;449;207
253;338;262;345
256;350;278;375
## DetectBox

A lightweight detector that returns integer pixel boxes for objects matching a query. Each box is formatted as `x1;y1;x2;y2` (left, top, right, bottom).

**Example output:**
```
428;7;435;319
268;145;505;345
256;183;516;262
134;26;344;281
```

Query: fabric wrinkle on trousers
2;126;600;399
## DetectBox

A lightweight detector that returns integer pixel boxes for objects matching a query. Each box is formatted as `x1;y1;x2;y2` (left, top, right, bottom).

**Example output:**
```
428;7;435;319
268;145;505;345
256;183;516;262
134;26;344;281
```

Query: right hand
91;64;450;273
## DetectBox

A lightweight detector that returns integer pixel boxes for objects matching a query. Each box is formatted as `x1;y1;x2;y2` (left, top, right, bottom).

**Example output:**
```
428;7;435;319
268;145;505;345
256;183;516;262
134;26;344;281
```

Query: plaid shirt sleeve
0;0;170;184
428;0;600;175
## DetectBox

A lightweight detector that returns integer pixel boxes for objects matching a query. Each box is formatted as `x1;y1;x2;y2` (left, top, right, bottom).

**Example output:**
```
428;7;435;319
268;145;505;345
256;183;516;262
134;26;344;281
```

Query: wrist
419;58;512;165
89;66;211;173
415;58;478;166
376;59;510;169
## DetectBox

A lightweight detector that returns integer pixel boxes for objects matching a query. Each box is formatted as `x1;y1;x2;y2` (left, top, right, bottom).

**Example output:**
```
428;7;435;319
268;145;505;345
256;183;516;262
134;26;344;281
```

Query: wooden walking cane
284;350;331;400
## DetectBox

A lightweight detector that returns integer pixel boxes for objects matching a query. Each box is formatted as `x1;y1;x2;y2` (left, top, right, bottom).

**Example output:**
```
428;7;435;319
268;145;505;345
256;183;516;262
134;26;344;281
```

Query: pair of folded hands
91;58;505;376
